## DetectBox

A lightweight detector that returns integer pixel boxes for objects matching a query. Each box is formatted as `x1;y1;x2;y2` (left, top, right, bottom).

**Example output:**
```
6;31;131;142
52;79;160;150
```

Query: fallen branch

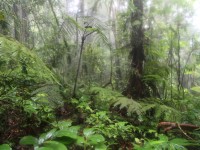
157;122;199;133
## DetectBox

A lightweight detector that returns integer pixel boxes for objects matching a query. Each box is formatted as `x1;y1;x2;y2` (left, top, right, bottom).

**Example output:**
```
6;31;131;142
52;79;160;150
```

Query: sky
192;0;200;31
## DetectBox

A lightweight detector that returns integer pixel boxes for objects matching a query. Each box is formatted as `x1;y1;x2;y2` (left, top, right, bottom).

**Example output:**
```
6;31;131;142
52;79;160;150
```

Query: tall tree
123;0;146;98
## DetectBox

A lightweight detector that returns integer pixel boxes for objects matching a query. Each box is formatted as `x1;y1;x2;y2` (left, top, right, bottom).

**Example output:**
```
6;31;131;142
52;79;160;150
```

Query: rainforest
0;0;200;150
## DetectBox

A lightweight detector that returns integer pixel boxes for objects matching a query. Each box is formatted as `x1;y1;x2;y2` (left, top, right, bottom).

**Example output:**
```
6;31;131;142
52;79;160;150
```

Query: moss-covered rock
0;35;58;83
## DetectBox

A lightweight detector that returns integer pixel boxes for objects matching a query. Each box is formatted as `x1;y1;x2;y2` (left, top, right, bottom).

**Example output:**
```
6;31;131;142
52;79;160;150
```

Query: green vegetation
0;0;200;150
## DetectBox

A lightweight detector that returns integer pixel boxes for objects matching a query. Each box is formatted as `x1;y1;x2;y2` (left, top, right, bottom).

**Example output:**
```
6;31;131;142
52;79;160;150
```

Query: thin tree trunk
177;24;182;96
72;29;96;97
13;3;20;41
21;6;29;45
169;31;173;101
73;35;85;97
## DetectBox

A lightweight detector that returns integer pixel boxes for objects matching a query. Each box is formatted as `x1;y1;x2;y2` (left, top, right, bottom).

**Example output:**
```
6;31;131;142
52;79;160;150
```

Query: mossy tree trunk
123;0;147;98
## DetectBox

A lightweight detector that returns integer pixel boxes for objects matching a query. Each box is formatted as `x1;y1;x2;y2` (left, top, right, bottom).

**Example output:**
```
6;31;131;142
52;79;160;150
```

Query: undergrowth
0;35;200;149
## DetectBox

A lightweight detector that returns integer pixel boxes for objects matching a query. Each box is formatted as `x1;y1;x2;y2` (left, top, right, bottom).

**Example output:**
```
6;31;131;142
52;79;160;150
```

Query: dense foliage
0;0;200;150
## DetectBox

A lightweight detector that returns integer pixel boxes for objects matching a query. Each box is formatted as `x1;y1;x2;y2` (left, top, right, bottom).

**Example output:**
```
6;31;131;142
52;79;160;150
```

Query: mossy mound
0;35;63;145
0;35;58;83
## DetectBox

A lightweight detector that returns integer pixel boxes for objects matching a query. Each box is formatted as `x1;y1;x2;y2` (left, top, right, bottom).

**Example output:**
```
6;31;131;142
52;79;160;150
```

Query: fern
112;97;143;116
90;86;121;110
90;86;121;102
112;97;182;121
140;104;156;112
140;99;182;122
90;87;182;122
31;84;63;107
155;104;181;122
134;134;189;150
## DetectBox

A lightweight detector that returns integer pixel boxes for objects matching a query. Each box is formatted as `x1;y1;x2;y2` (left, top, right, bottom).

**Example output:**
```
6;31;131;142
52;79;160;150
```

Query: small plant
0;144;12;150
134;134;190;150
19;120;106;150
86;111;138;149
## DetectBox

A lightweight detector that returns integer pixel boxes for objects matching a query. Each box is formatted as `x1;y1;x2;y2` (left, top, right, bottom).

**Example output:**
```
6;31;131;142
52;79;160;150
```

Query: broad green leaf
83;128;94;137
39;129;57;144
19;136;38;145
55;130;76;138
57;120;72;129
43;141;67;150
53;136;76;145
36;147;53;150
0;144;12;150
88;134;105;145
76;136;85;146
55;129;78;139
68;126;81;135
94;143;107;150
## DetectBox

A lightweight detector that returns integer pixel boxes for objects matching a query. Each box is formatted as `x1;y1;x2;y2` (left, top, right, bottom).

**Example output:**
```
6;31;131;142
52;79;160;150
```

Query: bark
123;0;146;98
21;7;29;45
176;24;182;96
73;35;85;97
13;3;30;45
13;3;20;41
72;29;96;97
157;122;199;133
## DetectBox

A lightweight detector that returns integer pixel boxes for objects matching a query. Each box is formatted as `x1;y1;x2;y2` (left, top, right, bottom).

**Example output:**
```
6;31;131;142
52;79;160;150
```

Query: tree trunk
123;0;146;98
13;3;20;41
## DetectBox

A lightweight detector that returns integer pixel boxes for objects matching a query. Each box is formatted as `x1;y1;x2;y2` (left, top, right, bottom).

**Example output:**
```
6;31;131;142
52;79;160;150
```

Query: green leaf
43;141;67;150
55;130;76;138
39;129;57;144
68;126;81;135
170;138;191;146
0;144;12;150
94;143;107;150
53;137;76;145
149;140;165;146
36;147;53;150
19;136;38;146
158;134;168;141
56;120;72;129
0;12;5;21
88;134;105;145
83;128;94;137
55;129;78;139
76;136;85;146
135;138;141;144
191;86;200;93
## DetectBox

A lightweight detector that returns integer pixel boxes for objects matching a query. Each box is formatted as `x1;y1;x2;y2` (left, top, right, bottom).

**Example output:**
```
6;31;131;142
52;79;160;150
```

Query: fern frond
32;84;63;107
61;15;84;38
157;104;182;122
140;104;156;112
90;86;121;102
112;97;142;116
